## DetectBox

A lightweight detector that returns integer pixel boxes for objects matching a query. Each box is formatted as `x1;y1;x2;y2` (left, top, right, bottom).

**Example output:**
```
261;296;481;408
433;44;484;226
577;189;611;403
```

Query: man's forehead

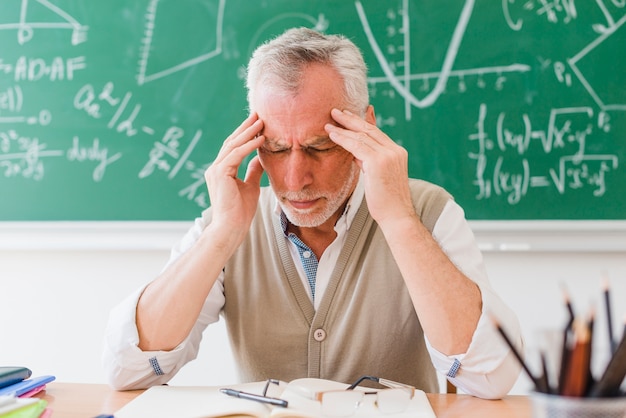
259;107;338;146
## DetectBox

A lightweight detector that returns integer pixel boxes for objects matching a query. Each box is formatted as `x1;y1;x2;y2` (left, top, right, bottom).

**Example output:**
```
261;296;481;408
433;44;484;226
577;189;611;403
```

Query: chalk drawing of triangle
137;0;225;85
0;0;83;44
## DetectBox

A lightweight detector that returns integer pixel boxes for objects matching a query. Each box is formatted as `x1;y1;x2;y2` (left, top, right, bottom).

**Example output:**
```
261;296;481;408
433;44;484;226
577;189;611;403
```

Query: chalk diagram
136;0;226;85
135;0;330;86
356;0;533;122
568;13;626;112
357;0;626;120
245;13;329;59
0;0;87;45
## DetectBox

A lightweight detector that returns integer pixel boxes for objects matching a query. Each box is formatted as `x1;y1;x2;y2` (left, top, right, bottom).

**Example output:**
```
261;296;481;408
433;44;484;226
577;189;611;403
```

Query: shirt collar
275;174;365;235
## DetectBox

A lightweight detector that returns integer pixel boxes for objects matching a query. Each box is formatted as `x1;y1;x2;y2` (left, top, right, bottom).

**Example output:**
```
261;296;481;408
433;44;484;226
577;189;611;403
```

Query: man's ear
255;147;265;170
365;104;376;125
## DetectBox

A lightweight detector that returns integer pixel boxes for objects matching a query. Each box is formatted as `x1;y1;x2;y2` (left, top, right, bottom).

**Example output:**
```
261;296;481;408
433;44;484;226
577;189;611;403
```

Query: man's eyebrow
262;136;334;148
303;136;334;147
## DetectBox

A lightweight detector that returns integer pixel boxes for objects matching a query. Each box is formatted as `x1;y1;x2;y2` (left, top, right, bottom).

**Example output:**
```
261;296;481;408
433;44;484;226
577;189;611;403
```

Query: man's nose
283;150;314;190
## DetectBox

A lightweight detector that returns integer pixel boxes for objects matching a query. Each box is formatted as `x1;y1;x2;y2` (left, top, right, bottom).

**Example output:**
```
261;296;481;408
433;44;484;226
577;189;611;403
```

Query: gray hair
246;27;369;115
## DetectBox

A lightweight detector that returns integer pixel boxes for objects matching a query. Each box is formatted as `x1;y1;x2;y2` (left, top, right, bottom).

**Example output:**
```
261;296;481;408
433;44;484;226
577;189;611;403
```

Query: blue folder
0;375;56;397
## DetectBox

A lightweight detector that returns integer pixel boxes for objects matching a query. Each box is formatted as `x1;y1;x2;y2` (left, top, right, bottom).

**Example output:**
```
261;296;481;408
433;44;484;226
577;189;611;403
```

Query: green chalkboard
1;1;625;221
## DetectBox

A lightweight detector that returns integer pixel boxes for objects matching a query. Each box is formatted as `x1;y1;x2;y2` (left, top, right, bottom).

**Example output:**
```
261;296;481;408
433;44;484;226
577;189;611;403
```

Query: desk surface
37;382;532;417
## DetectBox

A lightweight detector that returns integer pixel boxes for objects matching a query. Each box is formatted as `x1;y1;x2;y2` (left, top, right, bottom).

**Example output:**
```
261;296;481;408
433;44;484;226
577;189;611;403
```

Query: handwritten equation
469;103;618;205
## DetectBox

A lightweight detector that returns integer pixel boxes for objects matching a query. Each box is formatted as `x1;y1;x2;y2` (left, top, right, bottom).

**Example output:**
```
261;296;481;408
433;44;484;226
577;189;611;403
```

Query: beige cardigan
220;179;451;392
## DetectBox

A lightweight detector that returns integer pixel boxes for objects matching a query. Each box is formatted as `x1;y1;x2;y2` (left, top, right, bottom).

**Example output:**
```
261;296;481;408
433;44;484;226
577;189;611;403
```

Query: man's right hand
204;113;266;244
136;114;266;352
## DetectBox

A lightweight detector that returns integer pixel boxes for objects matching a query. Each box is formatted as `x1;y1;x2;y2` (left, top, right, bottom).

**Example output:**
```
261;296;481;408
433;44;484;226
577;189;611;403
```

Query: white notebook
115;378;437;418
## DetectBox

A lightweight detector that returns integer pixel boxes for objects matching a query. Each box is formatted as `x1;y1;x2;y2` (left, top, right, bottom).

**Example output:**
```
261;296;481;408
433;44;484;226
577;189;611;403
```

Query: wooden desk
37;382;532;417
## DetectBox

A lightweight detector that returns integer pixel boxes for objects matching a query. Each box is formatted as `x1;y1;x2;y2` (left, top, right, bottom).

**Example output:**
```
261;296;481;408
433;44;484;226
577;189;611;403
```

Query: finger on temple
329;108;369;130
218;119;264;156
222;134;265;167
230;113;259;138
329;108;387;145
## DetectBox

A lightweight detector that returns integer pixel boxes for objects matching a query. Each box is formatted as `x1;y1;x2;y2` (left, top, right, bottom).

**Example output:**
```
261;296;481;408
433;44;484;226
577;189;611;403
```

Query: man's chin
283;209;327;228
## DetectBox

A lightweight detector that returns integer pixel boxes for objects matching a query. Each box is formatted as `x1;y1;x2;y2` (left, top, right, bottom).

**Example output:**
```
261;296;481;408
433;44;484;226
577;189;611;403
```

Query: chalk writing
0;130;62;181
179;165;210;209
139;127;202;180
74;82;144;137
0;56;87;82
0;110;52;126
469;103;618;204
502;0;578;30
0;1;623;220
0;86;22;113
66;137;122;182
503;0;624;32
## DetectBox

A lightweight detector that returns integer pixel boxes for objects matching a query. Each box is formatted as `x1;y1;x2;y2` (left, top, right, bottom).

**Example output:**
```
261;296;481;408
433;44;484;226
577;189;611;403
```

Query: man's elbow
450;357;523;399
105;367;148;391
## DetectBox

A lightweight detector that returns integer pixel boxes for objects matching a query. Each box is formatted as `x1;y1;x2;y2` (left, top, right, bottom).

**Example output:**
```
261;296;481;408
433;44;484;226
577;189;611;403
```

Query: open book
115;378;437;418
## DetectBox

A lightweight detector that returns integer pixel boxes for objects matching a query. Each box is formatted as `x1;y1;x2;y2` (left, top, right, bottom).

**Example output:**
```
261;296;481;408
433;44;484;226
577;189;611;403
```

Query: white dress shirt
103;179;522;398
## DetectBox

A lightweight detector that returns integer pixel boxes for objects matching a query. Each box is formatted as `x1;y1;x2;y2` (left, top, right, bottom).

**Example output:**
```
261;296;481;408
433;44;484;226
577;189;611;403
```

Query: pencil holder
531;392;626;418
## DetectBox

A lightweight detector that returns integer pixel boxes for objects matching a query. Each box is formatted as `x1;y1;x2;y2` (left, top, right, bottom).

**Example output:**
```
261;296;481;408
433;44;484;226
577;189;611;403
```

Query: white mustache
279;191;323;202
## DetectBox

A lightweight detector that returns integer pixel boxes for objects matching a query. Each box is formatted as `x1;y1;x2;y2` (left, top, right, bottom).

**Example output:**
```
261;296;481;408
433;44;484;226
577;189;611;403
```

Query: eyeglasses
312;375;416;417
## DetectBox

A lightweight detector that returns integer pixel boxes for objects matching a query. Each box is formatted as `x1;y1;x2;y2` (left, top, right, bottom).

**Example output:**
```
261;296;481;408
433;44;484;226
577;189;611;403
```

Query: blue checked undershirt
280;212;319;302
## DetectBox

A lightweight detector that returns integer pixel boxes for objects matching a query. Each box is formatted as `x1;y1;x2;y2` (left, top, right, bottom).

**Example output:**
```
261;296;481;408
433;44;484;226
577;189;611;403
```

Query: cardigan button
313;328;326;342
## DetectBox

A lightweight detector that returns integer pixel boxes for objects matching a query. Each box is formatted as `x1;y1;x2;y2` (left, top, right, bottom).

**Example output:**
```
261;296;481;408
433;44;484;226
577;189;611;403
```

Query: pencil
491;315;546;393
539;351;552;394
561;284;576;328
557;328;572;395
561;319;592;397
589;319;626;397
557;285;575;394
585;307;596;396
602;276;616;354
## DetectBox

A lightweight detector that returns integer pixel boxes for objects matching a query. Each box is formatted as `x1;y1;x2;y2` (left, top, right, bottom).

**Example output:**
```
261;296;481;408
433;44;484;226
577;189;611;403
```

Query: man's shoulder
255;187;278;220
258;186;275;206
408;178;453;200
407;179;453;232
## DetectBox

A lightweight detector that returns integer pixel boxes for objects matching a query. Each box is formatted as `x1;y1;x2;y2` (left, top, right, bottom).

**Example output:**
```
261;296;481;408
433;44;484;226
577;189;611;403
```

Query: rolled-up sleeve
102;214;225;390
426;201;523;399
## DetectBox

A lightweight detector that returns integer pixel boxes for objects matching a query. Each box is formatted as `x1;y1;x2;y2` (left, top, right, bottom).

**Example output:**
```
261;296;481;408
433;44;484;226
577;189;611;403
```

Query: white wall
1;222;625;394
484;250;626;394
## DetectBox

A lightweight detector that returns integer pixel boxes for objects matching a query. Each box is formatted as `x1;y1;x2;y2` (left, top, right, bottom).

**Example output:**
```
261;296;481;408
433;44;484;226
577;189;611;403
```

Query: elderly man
104;27;522;399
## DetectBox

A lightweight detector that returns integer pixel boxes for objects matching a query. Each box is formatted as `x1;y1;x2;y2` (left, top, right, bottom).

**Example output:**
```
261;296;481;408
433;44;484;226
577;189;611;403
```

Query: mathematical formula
469;103;618;205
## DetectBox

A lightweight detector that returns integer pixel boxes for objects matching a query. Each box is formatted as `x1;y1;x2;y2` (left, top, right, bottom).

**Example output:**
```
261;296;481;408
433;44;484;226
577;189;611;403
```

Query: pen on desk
220;388;288;407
